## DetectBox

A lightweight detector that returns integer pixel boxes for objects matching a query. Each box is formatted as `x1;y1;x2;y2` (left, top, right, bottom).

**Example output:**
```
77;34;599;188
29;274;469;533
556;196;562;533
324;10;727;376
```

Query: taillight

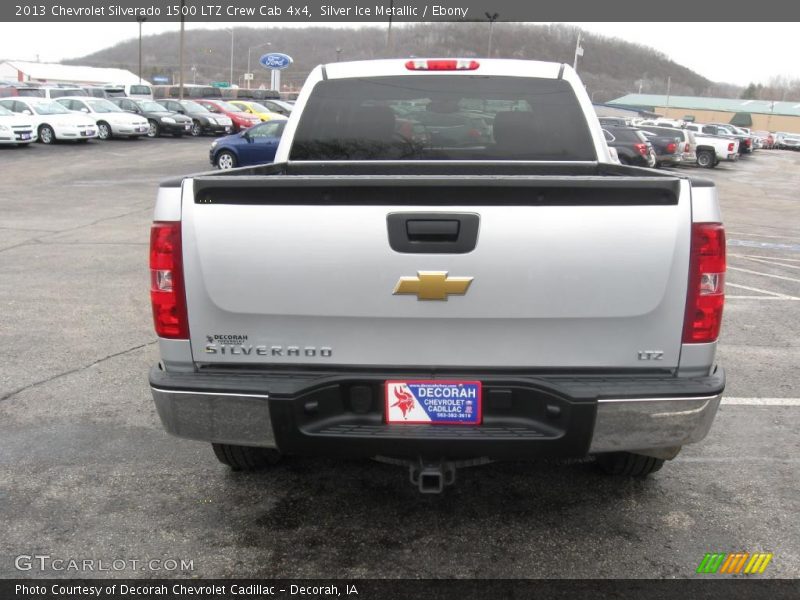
467;128;482;138
728;142;735;152
634;143;648;156
683;223;726;343
666;142;677;153
684;142;690;152
150;222;189;339
405;59;479;71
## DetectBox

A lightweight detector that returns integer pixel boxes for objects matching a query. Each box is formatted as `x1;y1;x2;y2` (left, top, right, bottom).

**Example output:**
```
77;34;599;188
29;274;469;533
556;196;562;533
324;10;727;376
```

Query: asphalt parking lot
1;138;798;579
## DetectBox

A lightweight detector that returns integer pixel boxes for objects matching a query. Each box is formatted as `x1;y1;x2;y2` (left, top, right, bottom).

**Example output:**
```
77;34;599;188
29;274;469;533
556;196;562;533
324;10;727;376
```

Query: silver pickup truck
149;59;726;493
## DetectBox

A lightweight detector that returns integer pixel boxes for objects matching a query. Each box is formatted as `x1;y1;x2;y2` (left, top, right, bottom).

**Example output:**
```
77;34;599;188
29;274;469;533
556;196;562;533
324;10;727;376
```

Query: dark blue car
209;118;287;169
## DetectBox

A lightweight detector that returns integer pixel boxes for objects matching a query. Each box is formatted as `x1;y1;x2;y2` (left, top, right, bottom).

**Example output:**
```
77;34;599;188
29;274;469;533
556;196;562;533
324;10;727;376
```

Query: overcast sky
0;21;797;86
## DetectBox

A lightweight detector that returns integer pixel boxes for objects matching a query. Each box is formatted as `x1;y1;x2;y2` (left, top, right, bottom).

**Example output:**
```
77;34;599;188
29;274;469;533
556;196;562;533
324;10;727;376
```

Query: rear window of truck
290;75;595;162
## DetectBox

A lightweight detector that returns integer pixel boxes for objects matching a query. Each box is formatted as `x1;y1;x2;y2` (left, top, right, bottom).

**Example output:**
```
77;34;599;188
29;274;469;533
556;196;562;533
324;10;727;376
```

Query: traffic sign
211;81;230;88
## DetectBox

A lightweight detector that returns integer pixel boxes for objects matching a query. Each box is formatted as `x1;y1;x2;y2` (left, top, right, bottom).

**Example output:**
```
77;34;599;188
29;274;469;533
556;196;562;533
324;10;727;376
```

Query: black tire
697;150;715;168
216;150;237;170
596;452;666;477
97;121;112;140
38;124;55;145
212;443;281;471
147;119;159;138
190;120;203;137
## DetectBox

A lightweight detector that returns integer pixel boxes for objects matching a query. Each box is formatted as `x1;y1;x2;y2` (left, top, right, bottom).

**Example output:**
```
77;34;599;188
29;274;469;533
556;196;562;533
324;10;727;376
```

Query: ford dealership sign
259;53;293;70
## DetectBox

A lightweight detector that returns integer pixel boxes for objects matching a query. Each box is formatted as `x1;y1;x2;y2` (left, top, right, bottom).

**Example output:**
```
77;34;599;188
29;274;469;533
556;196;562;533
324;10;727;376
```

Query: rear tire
212;443;281;471
697;150;715;168
596;452;666;477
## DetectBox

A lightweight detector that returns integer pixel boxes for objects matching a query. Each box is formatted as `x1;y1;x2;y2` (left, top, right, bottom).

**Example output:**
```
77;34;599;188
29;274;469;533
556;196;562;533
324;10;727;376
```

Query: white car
55;97;150;140
0;104;37;145
0;97;97;144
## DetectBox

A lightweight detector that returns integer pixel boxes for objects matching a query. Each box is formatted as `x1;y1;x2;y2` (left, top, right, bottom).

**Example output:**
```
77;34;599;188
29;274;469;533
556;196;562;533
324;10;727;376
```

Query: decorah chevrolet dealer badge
393;271;474;301
385;381;482;424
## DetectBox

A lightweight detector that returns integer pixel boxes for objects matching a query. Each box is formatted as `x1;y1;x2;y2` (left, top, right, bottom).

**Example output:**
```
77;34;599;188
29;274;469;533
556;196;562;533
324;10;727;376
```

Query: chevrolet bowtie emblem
393;271;474;301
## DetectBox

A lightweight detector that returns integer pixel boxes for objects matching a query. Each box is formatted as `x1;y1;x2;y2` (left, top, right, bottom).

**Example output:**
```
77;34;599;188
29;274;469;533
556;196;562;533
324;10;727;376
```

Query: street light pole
336;48;342;62
226;27;235;87
136;16;146;84
485;12;499;57
573;33;584;71
387;0;394;53
178;0;184;99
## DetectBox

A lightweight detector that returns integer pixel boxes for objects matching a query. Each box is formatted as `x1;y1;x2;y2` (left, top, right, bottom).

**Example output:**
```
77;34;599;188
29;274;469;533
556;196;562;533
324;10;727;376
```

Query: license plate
19;133;30;140
138;126;148;132
385;380;482;425
184;123;191;130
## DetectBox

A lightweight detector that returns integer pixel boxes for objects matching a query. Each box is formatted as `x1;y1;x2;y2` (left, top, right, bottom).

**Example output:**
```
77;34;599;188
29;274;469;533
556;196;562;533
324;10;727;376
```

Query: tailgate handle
406;219;459;242
387;212;479;254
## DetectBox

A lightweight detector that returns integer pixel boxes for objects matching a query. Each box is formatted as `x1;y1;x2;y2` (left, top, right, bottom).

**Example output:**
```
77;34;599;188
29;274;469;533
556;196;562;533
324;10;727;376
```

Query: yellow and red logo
696;552;773;574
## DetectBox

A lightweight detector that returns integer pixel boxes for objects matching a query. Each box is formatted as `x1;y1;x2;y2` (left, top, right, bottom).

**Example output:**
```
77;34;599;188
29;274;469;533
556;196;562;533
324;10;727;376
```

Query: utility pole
573;33;584;71
387;0;394;54
226;28;235;87
136;16;146;84
666;76;671;107
178;0;184;100
485;12;499;57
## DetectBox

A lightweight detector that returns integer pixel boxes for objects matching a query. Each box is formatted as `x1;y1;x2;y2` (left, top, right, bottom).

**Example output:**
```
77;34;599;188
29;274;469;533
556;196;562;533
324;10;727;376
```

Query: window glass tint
181;100;207;112
86;99;119;113
130;85;151;95
140;101;167;112
17;88;45;97
32;101;71;115
606;127;640;142
250;120;286;138
290;75;595;161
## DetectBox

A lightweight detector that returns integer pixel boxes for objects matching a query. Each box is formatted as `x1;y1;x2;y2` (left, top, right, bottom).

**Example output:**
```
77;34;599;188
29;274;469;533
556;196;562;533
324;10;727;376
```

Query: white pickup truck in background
149;59;726;493
637;119;739;168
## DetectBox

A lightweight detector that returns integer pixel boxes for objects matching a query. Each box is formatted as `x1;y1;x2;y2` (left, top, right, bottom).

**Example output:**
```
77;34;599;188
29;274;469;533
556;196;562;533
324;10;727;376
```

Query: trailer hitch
374;456;492;494
409;460;457;494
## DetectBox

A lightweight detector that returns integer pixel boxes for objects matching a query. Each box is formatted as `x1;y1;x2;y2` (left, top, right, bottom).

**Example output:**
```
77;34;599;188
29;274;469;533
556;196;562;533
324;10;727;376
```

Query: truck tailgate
182;175;691;369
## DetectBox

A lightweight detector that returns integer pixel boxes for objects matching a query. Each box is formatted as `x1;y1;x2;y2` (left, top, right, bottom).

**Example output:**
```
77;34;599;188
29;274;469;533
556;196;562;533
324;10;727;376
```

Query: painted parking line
738;254;800;263
722;397;800;406
727;266;800;284
726;282;800;300
729;254;800;270
727;231;800;241
728;239;800;252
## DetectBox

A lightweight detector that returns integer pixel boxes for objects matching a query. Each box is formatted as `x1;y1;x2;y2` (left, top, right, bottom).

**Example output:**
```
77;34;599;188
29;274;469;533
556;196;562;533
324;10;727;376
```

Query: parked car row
0;81;154;100
0;91;293;145
598;116;762;169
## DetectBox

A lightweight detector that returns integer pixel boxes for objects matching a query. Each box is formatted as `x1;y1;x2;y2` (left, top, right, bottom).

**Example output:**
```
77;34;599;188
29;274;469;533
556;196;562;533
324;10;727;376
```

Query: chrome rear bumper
151;366;724;458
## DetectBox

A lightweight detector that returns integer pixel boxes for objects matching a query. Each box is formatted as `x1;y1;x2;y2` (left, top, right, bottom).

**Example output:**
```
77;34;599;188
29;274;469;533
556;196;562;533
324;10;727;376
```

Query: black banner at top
3;0;800;22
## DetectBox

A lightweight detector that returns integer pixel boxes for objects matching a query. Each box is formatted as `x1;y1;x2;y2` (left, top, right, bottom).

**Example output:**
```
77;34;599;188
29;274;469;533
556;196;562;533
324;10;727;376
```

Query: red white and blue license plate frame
385;380;482;425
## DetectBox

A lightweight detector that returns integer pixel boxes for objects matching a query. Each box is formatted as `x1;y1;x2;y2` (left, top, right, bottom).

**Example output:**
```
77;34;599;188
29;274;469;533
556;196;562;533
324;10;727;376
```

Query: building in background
0;60;146;86
609;93;800;133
